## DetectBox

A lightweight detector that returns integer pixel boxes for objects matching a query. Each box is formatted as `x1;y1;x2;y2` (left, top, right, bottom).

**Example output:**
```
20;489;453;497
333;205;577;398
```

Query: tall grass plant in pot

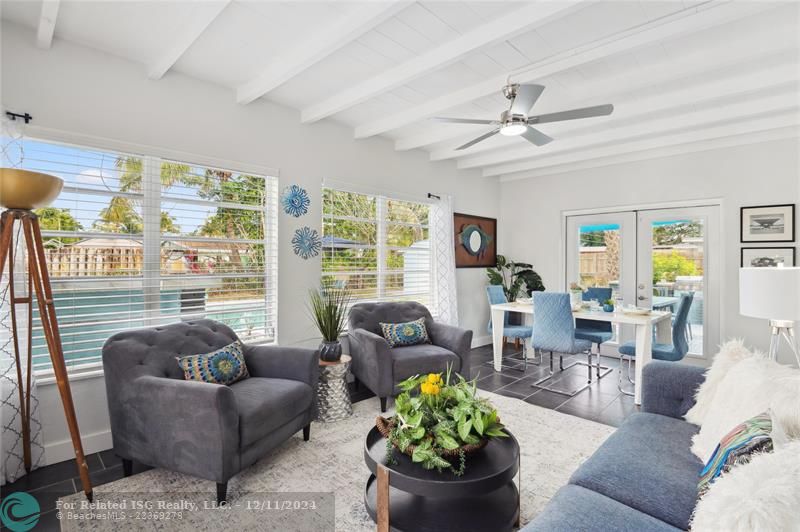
308;280;352;362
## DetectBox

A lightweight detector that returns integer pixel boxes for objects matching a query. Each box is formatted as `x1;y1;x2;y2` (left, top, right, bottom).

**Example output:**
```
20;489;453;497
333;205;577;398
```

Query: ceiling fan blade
529;104;614;125
456;129;501;150
521;127;553;147
510;84;545;115
430;117;498;125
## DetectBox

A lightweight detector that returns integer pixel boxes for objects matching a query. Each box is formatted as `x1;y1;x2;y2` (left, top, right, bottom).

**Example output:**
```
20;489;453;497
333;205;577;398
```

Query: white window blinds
2;137;278;374
322;187;434;312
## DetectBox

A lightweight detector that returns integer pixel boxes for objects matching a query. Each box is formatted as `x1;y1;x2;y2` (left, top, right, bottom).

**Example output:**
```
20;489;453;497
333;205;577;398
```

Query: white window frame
10;134;279;380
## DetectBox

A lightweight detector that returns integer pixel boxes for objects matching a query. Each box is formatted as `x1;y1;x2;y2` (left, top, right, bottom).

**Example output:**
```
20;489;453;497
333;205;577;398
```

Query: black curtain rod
427;193;441;200
6;111;32;124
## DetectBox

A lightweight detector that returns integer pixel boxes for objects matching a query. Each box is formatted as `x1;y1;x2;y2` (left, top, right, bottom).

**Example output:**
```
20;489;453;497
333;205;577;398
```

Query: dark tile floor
1;344;637;530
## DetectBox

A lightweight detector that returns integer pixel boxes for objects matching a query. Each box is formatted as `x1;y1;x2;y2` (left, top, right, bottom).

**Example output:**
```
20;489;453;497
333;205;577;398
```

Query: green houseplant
377;366;508;475
307;279;352;362
486;255;545;302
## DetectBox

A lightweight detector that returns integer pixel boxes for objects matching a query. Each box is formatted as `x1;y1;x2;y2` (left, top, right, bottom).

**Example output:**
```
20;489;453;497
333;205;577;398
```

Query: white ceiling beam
236;1;412;105
499;125;800;182
147;0;231;80
485;106;800;178
451;71;800;168
300;2;582;124
430;51;800;161
354;1;774;139
36;0;60;49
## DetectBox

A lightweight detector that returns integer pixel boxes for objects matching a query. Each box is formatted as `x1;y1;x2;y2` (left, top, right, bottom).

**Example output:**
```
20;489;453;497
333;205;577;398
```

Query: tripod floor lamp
739;266;800;366
0;168;92;501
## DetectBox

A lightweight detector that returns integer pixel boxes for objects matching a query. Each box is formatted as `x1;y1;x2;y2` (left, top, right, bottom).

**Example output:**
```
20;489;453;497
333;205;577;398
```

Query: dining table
490;301;672;405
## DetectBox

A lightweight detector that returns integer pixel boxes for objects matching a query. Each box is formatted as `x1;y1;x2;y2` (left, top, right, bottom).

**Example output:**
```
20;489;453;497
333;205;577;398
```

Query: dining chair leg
587;351;592;384
618;356;635;396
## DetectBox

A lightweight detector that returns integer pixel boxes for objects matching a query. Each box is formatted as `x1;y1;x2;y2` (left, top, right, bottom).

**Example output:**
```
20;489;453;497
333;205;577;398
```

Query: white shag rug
59;392;614;531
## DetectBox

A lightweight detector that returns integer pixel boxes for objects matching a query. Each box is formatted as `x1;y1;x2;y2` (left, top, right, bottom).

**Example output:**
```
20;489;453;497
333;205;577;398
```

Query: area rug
59;392;614;531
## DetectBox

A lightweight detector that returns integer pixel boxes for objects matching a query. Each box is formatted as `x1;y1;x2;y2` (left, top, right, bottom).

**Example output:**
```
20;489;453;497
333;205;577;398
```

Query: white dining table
490;302;672;405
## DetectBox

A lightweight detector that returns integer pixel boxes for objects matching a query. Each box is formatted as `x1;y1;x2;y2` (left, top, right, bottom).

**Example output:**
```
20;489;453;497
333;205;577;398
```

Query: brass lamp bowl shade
0;168;64;209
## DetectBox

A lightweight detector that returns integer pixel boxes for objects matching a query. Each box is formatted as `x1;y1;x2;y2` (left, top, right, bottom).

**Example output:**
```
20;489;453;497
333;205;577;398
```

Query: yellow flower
429;384;440;395
426;373;442;385
420;381;440;395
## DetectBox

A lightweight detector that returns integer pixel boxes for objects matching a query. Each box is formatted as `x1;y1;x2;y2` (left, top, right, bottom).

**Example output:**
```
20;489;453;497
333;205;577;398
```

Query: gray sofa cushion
391;344;460;382
521;485;682;532
230;377;313;448
569;412;702;530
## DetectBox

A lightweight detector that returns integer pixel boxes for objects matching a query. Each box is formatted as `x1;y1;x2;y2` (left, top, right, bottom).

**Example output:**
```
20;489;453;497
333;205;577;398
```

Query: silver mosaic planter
316;354;353;423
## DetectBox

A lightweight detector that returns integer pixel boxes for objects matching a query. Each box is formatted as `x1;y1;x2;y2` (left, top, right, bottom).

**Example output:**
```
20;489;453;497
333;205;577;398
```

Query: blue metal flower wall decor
292;226;321;259
281;185;310;217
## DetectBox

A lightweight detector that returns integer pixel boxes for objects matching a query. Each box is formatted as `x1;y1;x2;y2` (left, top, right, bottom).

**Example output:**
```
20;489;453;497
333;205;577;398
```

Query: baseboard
45;429;112;465
471;335;491;348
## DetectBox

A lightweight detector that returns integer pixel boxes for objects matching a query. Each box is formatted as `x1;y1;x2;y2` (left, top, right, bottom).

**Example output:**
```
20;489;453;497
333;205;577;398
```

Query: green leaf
436;432;460;450
485;427;509;438
473;412;484;435
410;425;425;440
457;418;473;441
406;411;423;428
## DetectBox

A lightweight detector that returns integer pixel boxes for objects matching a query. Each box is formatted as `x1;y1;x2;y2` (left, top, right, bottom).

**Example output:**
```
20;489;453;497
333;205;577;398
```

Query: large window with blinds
322;187;433;311
5;137;277;374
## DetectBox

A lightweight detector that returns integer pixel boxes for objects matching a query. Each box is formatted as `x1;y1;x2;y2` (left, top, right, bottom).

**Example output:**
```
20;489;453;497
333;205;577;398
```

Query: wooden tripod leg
22;216;93;500
0;211;15;280
5;222;32;472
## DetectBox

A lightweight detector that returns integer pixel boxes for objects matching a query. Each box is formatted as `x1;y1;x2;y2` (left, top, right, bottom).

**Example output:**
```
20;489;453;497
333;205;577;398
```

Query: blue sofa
523;361;706;532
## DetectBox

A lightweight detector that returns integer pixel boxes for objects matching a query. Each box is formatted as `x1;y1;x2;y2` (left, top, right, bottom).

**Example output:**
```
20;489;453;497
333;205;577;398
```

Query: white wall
500;137;800;366
1;22;501;463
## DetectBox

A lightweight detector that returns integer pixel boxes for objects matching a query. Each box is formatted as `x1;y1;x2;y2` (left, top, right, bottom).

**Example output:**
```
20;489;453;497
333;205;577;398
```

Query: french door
565;205;720;359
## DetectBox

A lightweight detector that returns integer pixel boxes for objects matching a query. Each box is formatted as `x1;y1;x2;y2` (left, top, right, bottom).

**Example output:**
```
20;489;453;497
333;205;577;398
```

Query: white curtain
430;194;459;325
1;117;45;485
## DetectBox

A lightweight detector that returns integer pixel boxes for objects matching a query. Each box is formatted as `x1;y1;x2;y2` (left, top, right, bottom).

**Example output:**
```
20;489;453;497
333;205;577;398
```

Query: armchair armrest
642;361;706;420
428;322;473;379
348;328;394;397
243;344;318;388
129;376;239;482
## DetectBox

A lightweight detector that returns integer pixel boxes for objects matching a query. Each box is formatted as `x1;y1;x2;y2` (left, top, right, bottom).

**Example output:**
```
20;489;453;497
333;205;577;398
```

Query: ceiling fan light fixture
500;123;527;136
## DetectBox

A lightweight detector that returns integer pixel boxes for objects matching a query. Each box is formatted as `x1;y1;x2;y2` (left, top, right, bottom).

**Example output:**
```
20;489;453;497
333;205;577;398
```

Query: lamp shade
0;168;64;209
739;267;800;321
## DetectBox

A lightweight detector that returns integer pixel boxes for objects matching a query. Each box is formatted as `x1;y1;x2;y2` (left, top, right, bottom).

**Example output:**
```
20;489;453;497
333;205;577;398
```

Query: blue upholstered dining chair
486;285;534;371
574;287;614;376
617;292;694;396
530;292;597;396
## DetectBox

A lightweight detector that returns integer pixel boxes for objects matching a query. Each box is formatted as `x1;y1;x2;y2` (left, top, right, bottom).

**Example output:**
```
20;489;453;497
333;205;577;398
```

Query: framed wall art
741;247;796;268
740;204;795;243
453;213;496;268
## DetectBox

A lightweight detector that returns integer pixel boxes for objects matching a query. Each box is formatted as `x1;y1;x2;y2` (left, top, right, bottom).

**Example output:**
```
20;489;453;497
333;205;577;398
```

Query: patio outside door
566;204;720;359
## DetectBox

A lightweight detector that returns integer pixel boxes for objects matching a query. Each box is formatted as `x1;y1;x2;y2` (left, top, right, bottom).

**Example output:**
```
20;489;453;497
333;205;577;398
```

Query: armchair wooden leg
217;482;227;504
380;397;387;413
122;459;132;478
303;424;310;441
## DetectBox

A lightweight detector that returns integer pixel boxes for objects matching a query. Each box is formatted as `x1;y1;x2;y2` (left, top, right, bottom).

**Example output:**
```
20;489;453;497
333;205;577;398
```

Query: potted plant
486;254;545;302
569;282;585;308
377;366;508;476
603;298;615;312
308;279;352;362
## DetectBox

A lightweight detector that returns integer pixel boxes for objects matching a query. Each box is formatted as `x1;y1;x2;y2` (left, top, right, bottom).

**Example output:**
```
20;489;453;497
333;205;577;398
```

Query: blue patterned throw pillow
177;341;249;385
380;317;430;348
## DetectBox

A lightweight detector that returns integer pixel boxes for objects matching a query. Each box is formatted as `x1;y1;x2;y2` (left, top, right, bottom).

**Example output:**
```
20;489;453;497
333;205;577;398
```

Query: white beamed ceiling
2;0;798;179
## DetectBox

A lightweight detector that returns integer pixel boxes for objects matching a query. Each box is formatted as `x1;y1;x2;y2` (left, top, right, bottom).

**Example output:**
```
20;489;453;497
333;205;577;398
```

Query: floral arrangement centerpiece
569;282;585;307
376;366;508;475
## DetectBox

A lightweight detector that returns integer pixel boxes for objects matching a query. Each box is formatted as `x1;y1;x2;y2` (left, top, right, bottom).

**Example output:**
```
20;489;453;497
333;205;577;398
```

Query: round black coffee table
363;426;520;532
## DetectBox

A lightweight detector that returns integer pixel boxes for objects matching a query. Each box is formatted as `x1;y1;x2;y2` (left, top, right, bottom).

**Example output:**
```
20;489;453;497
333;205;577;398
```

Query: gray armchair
102;319;318;502
347;302;473;412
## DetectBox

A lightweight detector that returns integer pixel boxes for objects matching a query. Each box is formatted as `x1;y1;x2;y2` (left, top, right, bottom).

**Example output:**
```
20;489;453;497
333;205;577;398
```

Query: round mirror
468;231;482;253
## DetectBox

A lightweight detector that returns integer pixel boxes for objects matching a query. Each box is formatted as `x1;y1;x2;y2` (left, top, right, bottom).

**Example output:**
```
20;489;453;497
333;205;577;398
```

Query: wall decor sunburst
281;184;310;217
292;226;321;259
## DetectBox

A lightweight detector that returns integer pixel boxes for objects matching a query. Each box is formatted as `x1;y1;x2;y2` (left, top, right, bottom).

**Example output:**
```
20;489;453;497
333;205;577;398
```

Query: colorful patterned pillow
380;317;430;348
176;341;249;385
698;411;773;495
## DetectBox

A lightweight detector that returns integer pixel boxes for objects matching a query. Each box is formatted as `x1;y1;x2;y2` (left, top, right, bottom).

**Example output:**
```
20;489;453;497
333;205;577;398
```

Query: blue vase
603;304;614;313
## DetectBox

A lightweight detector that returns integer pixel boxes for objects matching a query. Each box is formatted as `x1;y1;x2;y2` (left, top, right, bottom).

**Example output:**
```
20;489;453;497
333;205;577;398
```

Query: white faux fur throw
684;339;757;426
691;441;800;532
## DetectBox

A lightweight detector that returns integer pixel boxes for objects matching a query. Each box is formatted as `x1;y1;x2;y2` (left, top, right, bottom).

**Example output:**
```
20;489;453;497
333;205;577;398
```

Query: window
2;137;277;374
322;187;433;310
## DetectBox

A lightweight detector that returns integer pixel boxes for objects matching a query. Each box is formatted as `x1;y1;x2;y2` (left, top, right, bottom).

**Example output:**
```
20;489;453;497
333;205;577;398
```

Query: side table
316;354;353;422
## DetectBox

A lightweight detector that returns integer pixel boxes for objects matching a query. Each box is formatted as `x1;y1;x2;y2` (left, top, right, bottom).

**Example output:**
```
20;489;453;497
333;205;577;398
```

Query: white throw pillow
769;373;800;441
684;339;758;426
691;441;800;532
691;357;800;463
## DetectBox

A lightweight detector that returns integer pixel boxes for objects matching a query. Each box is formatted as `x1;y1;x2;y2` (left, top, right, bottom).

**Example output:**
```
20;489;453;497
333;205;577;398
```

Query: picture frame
740;204;795;243
740;247;796;268
453;213;497;268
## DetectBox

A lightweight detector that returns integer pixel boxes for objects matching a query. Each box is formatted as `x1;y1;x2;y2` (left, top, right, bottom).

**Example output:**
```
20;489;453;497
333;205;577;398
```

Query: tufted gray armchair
347;302;473;412
102;319;318;503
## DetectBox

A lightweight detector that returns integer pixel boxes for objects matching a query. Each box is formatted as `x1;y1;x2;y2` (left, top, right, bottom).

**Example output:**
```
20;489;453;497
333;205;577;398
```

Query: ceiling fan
431;83;614;151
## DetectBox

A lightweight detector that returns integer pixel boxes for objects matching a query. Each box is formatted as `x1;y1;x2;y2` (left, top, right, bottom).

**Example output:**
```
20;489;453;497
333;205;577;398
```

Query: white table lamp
739;266;800;365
